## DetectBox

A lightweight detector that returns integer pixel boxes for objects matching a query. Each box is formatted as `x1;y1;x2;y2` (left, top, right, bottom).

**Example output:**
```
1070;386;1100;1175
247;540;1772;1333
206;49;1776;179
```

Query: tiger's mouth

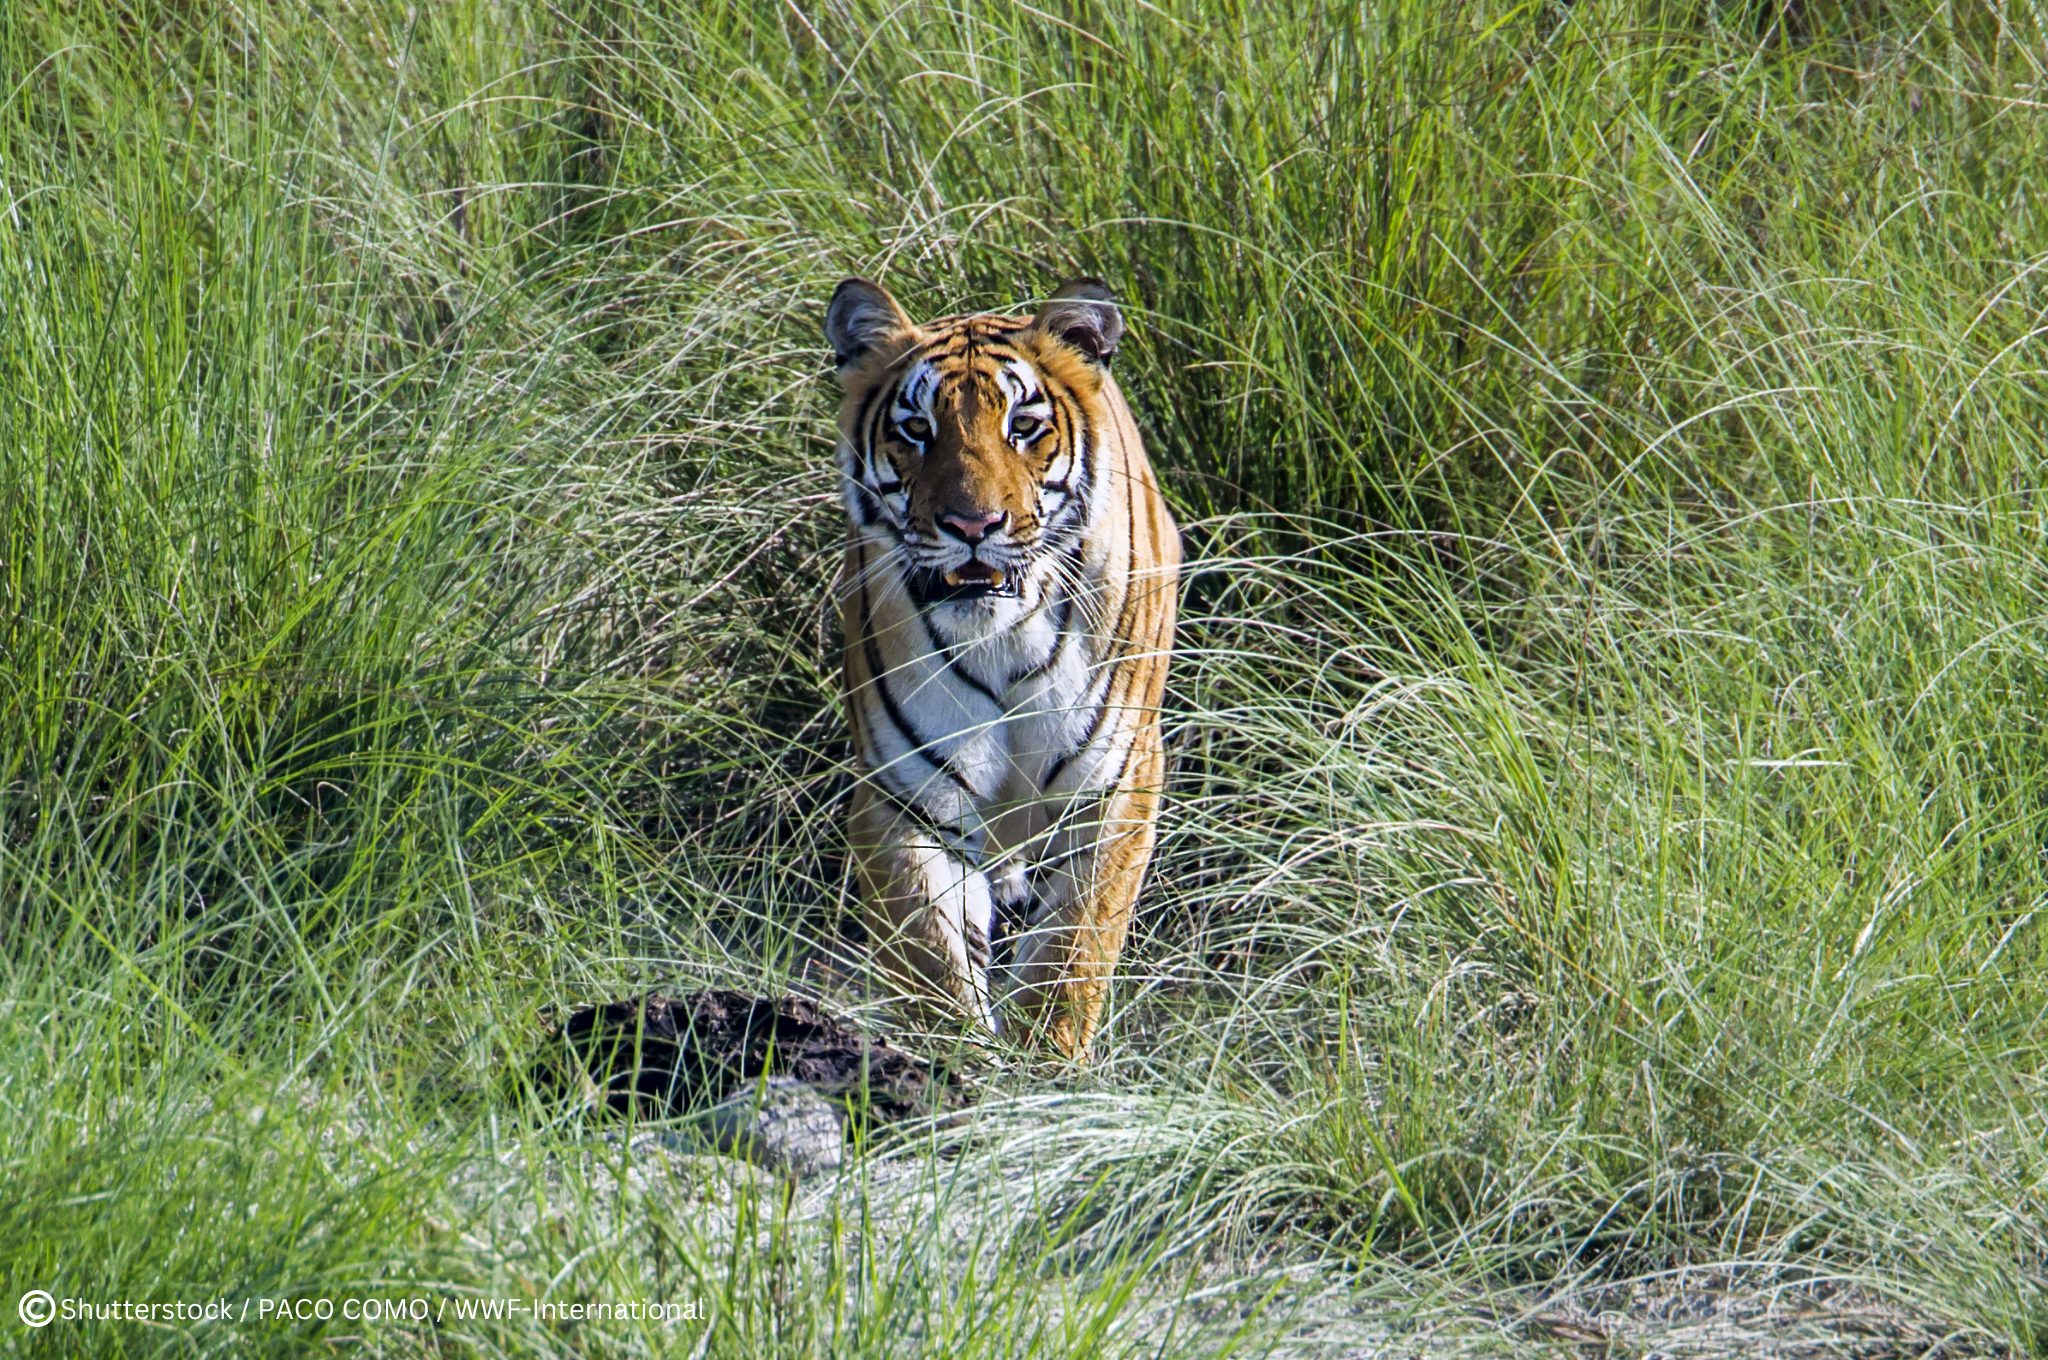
908;560;1022;604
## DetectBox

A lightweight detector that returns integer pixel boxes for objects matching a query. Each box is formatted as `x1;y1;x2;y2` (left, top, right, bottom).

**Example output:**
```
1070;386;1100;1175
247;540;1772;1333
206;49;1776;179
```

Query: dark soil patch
541;990;978;1129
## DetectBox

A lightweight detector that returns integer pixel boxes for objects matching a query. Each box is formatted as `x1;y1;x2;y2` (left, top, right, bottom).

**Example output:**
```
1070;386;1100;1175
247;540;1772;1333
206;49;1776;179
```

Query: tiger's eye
899;416;932;444
1010;415;1044;442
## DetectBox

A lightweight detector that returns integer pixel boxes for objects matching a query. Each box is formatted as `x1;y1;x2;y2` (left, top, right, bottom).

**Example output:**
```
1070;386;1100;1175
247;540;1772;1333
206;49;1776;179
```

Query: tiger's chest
916;587;1106;808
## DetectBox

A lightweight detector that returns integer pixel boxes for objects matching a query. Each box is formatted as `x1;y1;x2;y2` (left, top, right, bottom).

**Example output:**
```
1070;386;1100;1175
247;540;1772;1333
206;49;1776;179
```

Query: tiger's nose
938;507;1009;543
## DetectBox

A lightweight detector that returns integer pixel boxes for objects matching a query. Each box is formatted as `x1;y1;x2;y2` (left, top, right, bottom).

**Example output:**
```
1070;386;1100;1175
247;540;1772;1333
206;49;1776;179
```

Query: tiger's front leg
999;726;1168;1060
847;782;1000;1034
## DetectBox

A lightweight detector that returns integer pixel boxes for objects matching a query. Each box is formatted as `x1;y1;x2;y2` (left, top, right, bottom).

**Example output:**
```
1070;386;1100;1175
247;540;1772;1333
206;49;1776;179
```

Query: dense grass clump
2;1;2044;1356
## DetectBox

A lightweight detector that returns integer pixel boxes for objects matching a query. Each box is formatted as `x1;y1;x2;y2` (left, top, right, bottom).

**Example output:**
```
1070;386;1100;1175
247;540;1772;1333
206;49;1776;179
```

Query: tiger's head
826;277;1124;609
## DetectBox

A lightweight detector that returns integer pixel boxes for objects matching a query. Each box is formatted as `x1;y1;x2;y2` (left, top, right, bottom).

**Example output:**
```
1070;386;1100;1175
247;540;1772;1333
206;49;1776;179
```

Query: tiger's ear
1032;278;1123;367
825;277;912;369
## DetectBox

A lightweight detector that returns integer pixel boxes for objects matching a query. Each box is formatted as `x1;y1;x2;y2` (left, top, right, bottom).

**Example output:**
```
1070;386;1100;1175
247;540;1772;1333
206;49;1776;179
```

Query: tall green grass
3;0;2044;1356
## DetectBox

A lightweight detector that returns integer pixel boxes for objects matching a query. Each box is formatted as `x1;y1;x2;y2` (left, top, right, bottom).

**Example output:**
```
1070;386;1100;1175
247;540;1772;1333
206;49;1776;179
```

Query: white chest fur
916;566;1110;811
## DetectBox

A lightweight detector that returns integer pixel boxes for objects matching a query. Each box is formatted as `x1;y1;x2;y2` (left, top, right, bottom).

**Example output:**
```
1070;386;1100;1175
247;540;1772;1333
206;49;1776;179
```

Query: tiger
824;276;1181;1060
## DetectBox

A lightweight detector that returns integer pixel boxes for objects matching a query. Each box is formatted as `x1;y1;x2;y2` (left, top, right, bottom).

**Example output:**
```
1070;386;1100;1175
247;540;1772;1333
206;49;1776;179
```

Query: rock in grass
702;1076;845;1180
539;990;977;1179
